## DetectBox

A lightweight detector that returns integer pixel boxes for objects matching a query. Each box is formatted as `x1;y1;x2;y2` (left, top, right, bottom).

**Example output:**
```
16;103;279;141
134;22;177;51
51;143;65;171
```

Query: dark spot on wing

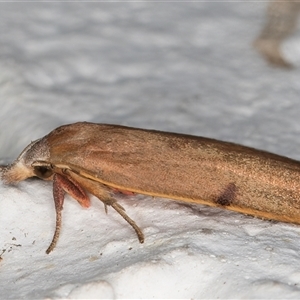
216;183;237;206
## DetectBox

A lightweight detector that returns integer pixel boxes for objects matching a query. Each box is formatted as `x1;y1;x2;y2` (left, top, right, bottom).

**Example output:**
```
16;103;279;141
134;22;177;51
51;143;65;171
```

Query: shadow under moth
2;122;300;253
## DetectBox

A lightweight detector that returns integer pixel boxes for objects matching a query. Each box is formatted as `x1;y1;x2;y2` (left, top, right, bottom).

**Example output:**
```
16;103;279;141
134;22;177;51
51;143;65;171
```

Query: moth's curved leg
110;201;144;243
65;170;145;244
46;173;91;254
46;174;64;254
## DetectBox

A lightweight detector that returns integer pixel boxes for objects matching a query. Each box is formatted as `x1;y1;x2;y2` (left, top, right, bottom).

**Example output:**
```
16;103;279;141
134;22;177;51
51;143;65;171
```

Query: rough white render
1;2;300;299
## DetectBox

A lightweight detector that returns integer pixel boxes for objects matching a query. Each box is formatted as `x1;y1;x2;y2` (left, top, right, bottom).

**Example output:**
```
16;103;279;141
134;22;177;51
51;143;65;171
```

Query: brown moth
2;122;300;254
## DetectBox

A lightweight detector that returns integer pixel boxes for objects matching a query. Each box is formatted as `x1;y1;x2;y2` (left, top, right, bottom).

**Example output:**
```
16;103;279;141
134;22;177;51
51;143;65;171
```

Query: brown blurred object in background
254;0;300;68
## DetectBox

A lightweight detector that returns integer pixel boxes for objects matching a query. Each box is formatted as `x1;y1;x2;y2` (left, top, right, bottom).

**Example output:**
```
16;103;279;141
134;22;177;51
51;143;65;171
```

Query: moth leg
46;173;91;254
57;173;91;208
46;174;65;254
110;201;144;243
65;170;145;243
103;200;125;214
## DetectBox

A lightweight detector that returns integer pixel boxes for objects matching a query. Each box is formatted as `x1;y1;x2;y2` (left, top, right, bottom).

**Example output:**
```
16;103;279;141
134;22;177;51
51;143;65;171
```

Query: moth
2;122;300;253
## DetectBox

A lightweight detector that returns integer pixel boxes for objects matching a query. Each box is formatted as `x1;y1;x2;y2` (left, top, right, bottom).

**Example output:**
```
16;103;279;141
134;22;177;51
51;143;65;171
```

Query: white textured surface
1;2;300;299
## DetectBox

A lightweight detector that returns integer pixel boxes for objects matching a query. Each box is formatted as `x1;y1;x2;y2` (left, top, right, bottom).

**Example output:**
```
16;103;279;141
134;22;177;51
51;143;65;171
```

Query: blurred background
1;1;299;161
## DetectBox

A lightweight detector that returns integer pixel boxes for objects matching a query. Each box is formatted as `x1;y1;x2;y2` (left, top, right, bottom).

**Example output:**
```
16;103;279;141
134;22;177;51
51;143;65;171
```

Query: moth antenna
110;202;144;243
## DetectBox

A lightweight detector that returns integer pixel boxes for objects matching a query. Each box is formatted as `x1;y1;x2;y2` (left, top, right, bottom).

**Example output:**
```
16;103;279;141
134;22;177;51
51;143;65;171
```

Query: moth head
1;137;52;184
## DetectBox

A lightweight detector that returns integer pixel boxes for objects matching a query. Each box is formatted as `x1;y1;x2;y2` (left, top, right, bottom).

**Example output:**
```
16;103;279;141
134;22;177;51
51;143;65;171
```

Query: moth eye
34;166;53;179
